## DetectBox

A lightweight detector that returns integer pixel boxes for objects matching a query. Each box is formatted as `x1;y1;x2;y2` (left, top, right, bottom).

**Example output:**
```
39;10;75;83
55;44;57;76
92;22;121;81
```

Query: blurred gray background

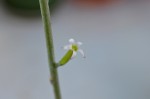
0;0;150;99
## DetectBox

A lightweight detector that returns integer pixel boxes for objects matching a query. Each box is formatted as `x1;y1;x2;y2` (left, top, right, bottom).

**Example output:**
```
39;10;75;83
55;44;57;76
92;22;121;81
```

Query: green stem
39;0;62;99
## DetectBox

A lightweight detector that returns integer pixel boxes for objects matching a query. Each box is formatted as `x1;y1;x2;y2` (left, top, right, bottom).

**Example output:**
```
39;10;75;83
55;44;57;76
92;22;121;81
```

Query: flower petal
69;38;75;44
78;49;85;58
77;42;82;46
71;51;77;59
63;45;70;50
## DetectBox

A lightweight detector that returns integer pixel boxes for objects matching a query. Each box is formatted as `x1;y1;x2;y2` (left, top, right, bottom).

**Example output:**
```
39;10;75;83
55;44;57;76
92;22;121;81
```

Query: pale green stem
39;0;62;99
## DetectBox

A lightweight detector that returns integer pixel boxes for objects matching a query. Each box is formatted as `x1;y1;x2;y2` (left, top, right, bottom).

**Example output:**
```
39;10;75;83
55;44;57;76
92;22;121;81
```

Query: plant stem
39;0;62;99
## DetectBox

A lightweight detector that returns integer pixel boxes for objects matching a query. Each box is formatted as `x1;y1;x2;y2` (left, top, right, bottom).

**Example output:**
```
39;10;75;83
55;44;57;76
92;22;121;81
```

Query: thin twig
39;0;62;99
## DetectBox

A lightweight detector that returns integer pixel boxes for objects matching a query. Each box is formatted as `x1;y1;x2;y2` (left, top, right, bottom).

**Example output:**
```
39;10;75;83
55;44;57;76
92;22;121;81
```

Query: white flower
63;38;85;58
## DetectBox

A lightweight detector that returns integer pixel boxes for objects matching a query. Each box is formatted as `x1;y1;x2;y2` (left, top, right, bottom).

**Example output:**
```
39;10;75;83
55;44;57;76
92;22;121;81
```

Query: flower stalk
39;0;61;99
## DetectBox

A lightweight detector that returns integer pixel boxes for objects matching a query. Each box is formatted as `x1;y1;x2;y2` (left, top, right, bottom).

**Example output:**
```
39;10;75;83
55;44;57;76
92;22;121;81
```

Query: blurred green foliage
6;0;58;10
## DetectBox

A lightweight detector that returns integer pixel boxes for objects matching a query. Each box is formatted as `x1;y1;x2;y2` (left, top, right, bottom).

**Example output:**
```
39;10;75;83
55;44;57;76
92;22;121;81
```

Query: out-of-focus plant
6;0;57;10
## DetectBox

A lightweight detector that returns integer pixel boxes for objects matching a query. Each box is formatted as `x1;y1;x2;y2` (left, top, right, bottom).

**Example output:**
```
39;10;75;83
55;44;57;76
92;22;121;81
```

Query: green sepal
58;50;73;66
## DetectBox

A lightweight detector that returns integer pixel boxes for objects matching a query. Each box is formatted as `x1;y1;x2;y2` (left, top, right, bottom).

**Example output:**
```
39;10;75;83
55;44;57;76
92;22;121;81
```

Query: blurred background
0;0;150;99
